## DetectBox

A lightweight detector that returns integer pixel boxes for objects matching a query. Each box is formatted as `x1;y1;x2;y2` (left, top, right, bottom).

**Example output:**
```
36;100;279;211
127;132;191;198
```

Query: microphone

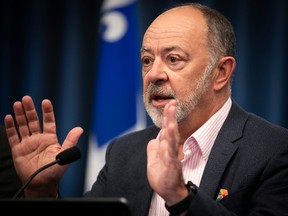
13;146;81;199
55;146;81;165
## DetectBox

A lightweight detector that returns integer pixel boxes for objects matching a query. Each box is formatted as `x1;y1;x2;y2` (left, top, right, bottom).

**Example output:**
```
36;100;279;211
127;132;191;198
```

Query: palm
12;132;64;186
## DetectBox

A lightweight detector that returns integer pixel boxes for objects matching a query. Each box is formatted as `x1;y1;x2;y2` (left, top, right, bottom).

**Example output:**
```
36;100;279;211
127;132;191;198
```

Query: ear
213;56;236;91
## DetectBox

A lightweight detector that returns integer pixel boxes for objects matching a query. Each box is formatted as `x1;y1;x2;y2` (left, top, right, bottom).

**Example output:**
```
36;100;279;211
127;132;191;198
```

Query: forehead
142;6;207;51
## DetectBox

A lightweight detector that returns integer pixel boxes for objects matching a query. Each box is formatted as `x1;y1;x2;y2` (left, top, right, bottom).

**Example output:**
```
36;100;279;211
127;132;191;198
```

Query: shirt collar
155;97;232;160
185;97;232;160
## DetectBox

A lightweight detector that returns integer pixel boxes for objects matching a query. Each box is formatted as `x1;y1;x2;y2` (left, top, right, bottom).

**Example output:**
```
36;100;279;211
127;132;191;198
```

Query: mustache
146;84;175;100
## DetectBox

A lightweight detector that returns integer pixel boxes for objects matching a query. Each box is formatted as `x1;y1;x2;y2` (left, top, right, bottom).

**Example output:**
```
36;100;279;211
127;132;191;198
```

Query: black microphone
55;146;81;165
13;146;81;199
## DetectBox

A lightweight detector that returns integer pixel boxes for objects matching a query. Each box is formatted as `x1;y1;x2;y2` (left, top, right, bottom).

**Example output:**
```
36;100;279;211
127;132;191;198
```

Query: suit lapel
199;101;248;199
199;133;238;198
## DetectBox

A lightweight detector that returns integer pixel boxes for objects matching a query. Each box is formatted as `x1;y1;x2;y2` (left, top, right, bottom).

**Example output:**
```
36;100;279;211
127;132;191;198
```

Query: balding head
145;3;236;60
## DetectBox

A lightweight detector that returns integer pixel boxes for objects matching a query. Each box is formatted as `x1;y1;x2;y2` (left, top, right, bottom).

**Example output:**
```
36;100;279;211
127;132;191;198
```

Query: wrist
165;181;197;216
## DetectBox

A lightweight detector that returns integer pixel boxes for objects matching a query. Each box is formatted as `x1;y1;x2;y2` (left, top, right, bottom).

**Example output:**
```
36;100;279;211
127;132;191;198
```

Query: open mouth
150;94;174;106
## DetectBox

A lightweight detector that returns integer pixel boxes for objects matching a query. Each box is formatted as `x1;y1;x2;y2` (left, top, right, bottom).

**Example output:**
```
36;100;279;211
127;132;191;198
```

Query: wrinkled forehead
142;6;207;49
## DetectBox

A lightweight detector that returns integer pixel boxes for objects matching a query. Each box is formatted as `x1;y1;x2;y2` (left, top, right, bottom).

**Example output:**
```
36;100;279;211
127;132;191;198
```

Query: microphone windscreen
56;146;81;165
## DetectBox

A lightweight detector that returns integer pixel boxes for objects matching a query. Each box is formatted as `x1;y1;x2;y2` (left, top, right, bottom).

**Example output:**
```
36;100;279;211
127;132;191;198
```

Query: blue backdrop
0;0;287;197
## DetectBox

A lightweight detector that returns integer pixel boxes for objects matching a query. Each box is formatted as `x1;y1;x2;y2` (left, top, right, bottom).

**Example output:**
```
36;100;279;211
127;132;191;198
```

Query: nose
146;59;168;85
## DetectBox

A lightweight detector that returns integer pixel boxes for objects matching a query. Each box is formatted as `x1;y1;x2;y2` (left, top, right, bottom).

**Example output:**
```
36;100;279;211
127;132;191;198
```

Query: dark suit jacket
84;101;288;216
0;125;22;198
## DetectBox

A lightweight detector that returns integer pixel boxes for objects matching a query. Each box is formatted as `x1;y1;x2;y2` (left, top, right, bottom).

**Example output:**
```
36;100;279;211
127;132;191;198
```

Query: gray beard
143;64;213;128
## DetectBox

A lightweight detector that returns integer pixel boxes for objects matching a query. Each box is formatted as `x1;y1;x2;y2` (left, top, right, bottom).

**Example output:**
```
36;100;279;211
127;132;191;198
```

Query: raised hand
4;95;83;197
147;100;187;205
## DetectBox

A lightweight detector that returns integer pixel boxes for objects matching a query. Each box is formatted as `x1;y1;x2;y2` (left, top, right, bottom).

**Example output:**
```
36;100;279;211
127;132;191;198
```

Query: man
0;124;22;198
4;2;288;216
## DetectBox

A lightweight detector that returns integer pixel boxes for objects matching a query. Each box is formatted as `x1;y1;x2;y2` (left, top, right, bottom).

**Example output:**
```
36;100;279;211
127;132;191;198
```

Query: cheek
173;76;197;97
176;84;191;99
142;77;149;91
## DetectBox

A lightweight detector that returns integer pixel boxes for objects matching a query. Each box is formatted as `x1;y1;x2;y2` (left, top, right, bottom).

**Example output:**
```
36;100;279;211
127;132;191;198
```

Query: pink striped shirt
148;97;232;216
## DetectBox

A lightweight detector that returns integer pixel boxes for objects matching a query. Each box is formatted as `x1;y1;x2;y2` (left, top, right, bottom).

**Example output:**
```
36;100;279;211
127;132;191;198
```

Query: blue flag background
84;0;146;191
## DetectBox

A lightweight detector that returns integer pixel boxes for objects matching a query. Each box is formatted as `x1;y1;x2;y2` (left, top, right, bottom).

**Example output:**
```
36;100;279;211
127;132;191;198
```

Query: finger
41;99;57;134
4;114;20;148
166;100;178;144
21;95;41;135
160;100;176;141
159;102;170;141
166;104;178;150
61;127;84;150
147;139;159;166
162;100;178;157
13;100;32;139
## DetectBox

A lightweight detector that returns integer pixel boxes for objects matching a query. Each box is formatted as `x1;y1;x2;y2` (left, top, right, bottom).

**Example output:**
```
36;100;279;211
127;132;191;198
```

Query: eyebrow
141;46;183;55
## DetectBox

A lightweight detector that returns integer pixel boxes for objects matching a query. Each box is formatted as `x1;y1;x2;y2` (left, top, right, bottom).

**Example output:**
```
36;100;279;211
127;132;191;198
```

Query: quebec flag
84;0;146;192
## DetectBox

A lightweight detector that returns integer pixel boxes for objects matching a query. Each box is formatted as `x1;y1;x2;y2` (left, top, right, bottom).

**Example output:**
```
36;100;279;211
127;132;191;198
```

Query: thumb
62;127;84;149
